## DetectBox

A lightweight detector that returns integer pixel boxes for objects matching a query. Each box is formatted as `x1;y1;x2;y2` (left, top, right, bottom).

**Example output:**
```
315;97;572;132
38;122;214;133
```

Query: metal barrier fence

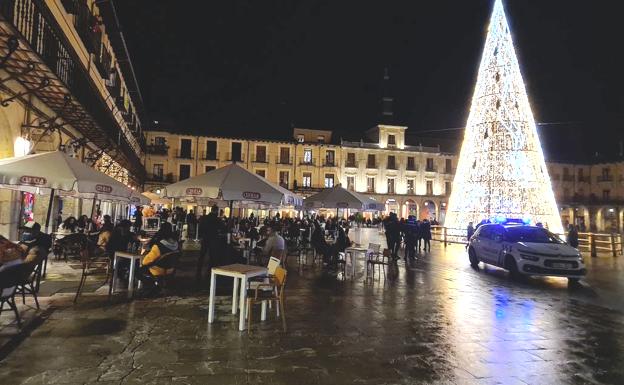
430;225;622;257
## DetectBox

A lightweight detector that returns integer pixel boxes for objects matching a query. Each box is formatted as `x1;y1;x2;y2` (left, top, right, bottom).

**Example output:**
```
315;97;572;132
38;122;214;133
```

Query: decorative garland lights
445;0;563;236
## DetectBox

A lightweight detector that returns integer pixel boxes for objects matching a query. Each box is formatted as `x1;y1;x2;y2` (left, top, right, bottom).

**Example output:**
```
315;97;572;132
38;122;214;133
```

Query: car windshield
504;227;563;244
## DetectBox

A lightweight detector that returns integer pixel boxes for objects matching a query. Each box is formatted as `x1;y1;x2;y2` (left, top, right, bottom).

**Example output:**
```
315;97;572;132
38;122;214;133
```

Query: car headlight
520;254;539;261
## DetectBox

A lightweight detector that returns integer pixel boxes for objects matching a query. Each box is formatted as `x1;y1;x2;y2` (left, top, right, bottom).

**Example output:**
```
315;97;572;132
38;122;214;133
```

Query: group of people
383;212;433;260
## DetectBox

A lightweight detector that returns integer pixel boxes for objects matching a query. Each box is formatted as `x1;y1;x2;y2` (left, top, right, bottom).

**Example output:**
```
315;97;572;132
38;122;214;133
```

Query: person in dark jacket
403;216;417;260
466;222;475;249
567;224;579;249
197;205;226;281
384;213;401;259
421;219;432;252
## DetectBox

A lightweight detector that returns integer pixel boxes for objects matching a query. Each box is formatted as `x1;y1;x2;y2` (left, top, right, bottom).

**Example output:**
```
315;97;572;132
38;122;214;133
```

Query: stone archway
385;199;399;215
402;199;418;219
420;200;437;221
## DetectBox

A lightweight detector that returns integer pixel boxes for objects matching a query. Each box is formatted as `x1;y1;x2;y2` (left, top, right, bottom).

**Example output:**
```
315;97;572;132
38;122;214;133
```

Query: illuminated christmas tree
445;0;563;234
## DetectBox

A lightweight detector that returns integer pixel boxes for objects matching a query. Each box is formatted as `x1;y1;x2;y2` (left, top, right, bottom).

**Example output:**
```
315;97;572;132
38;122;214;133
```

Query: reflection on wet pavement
0;228;622;384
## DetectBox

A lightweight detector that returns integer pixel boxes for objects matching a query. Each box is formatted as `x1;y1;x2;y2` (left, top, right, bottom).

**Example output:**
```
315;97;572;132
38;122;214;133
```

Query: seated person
311;222;331;263
61;216;77;233
139;222;179;287
19;221;52;264
260;224;285;263
0;235;25;267
93;222;113;258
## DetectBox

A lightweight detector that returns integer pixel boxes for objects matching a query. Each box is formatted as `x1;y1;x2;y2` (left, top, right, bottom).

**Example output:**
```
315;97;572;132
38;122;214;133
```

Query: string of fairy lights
445;0;563;235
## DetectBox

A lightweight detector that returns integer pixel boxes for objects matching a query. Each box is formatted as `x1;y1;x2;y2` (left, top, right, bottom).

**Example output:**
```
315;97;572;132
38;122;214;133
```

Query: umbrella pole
229;200;233;218
90;195;97;221
44;189;55;234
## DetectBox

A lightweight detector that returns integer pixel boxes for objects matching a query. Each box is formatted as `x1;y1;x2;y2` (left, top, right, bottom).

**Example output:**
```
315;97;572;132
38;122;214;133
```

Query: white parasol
303;185;384;211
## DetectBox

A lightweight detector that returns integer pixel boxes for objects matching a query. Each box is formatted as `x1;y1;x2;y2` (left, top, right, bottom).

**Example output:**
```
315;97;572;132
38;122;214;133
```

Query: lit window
387;178;395;194
302;172;312;187
324;174;334;188
347;176;355;191
303;149;312;163
367;177;375;193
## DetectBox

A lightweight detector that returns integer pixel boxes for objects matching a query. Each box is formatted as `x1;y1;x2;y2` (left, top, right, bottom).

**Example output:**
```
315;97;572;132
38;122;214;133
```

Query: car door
472;226;492;261
480;225;501;264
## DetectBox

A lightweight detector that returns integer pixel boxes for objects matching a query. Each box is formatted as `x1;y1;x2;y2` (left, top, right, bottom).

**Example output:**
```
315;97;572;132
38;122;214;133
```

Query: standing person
186;209;197;239
415;220;422;252
567;224;579;249
134;206;143;233
403;216;417;260
197;205;225;282
466;222;475;249
384;212;400;259
421;219;432;252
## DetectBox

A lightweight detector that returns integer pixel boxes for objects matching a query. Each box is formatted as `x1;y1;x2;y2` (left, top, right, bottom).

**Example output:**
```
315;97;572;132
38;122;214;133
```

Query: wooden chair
247;266;287;333
15;261;41;309
73;240;111;303
0;263;35;327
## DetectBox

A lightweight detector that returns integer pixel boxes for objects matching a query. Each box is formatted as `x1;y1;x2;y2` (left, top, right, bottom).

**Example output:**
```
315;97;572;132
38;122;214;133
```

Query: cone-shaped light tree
445;0;563;234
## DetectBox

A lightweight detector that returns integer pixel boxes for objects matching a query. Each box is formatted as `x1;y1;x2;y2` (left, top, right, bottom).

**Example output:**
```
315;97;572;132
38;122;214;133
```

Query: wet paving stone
0;229;623;384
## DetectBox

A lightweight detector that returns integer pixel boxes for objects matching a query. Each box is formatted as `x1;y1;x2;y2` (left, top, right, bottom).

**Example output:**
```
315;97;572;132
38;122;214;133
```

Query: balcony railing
366;162;377;169
226;152;244;162
0;0;144;177
146;144;168;155
578;176;591;183
252;154;268;163
406;164;417;171
562;175;574;182
299;157;316;166
146;173;173;183
323;160;336;167
176;150;193;159
276;156;293;165
75;0;102;56
387;163;397;170
425;166;437;172
201;151;218;161
597;175;613;182
344;160;357;168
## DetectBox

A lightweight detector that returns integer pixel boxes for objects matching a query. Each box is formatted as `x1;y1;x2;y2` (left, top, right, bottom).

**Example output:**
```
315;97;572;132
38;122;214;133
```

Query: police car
467;221;586;282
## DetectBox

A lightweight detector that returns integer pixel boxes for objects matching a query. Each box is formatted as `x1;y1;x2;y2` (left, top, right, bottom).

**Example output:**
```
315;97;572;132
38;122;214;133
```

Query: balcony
252;154;268;163
578;176;591;183
0;0;144;178
425;166;437;173
299;157;316;166
276;156;293;165
226;152;244;162
443;168;455;174
597;175;613;183
201;151;218;161
366;162;377;169
146;144;168;156
387;163;397;170
323;160;336;167
176;150;194;160
562;175;574;182
406;164;417;171
146;173;173;183
75;0;102;56
344;160;357;168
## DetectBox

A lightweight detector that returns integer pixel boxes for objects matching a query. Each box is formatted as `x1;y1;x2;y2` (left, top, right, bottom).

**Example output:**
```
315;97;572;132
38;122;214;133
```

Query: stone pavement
0;228;623;384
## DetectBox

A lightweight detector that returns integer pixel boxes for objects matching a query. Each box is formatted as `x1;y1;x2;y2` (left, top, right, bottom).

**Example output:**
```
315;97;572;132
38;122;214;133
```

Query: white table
112;251;143;298
345;246;369;278
208;264;268;331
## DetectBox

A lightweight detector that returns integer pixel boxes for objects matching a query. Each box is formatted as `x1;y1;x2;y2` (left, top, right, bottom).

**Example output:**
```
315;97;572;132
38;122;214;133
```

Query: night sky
115;0;623;162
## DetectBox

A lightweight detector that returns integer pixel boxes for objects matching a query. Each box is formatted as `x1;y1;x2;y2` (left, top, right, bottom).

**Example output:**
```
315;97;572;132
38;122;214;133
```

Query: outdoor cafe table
208;263;268;331
345;246;369;278
111;251;143;298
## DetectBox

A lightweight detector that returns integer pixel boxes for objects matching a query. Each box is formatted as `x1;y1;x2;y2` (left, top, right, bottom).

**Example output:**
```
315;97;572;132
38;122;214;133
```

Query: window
387;134;396;146
154;136;166;146
407;157;415;171
303;149;312;164
603;190;610;200
426;158;434;172
602;168;610;178
325;150;335;166
445;159;452;173
256;145;267;162
367;176;375;193
205;165;216;173
563;188;570;199
297;134;304;143
302;172;312;187
279;147;290;164
324;173;335;188
387;178;395;194
179;164;191;181
347;176;355;191
180;139;192;158
367;154;376;168
445;181;451;195
153;164;163;179
387;155;396;169
255;169;265;178
407;179;414;194
346;153;356;167
317;135;325;143
231;142;242;161
279;171;289;188
205;140;217;160
426;180;433;195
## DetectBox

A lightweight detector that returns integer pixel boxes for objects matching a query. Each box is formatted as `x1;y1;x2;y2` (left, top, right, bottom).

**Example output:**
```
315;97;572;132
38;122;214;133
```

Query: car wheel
468;247;479;268
568;277;581;285
505;255;520;280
